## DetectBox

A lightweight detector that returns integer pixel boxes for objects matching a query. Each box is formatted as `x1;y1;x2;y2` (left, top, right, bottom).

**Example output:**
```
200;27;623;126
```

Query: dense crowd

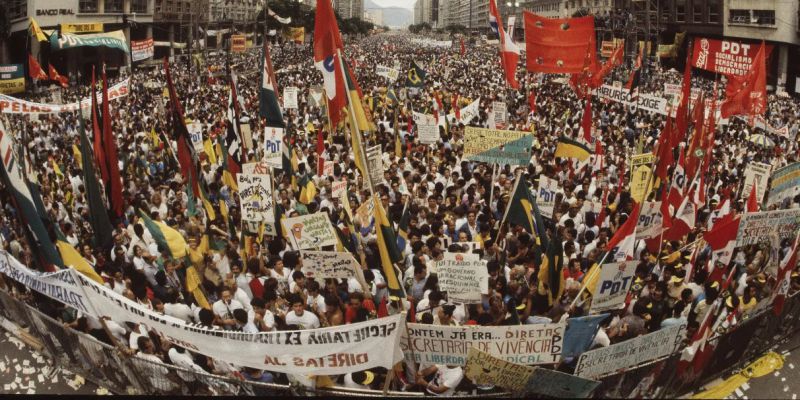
0;30;798;395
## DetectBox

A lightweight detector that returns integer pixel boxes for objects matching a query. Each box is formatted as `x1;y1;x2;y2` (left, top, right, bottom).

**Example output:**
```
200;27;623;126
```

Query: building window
661;1;670;23
7;0;26;19
708;0;720;23
79;0;98;13
753;10;775;25
105;0;124;13
675;0;686;22
692;2;703;23
729;9;750;24
131;0;148;13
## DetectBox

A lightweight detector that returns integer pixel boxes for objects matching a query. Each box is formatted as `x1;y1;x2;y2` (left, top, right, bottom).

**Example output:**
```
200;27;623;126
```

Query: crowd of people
0;28;798;396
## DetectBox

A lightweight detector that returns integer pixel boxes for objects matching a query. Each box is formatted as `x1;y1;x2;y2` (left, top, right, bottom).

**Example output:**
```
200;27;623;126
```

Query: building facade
335;0;364;20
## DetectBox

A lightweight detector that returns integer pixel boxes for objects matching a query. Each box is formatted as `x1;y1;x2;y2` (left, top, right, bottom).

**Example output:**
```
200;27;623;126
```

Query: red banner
231;34;246;52
524;12;597;74
691;37;773;77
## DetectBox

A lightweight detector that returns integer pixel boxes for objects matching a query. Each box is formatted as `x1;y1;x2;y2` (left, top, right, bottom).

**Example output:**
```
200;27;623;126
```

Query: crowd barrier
0;286;798;397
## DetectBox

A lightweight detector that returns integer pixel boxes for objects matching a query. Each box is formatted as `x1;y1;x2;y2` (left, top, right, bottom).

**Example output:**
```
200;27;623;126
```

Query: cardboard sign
375;65;400;81
590;260;637;313
186;121;205;153
463;127;532;166
331;180;347;199
742;162;772;205
629;153;655;203
635;201;664;239
436;253;489;304
366;145;383;186
536;176;559;219
237;173;274;223
299;251;363;281
492;101;507;127
282;212;338;250
464;347;533;392
283;86;299;109
263;126;283;168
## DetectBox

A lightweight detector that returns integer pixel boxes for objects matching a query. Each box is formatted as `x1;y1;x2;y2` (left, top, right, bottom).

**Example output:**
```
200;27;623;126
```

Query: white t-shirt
285;310;320;329
164;302;194;323
428;365;463;396
212;299;244;320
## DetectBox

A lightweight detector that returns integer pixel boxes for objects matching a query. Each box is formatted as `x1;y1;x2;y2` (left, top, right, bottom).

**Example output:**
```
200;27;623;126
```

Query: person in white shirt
212;288;244;329
248;296;277;332
224;278;252;312
418;364;463;396
284;294;320;329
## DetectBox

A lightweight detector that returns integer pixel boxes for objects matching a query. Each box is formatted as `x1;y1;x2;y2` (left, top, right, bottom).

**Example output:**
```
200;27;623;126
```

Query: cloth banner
692;38;773;77
282;212;338;250
463;127;532;166
593;85;670;115
735;209;800;247
0;78;129;114
0;64;25;95
51;30;129;52
767;162;800;207
131;38;155;62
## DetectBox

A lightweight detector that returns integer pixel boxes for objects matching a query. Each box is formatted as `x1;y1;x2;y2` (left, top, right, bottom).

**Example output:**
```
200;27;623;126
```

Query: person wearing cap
667;269;688;304
344;370;377;390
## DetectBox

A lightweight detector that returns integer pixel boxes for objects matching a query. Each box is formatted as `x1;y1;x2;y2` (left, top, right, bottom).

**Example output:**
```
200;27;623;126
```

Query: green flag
500;174;536;235
405;61;427;87
78;115;114;249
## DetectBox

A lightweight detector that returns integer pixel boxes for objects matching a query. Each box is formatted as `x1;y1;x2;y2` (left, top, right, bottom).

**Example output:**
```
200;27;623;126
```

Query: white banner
375;65;400;81
131;38;155;62
492;101;507;127
299;251;364;282
282;212;338;250
402;322;565;366
575;324;685;379
449;97;481;124
0;250;404;375
263;126;283;169
436;253;489;304
742;161;772;205
186;121;205;153
767;162;800;207
536;176;559;219
283;86;299;109
237;173;274;223
0;78;129;114
589;260;637;313
366;145;383;186
735;209;800;247
635;201;664;239
593;85;670;115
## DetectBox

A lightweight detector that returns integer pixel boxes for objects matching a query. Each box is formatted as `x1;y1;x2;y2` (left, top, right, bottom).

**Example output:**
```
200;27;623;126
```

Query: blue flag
562;313;609;361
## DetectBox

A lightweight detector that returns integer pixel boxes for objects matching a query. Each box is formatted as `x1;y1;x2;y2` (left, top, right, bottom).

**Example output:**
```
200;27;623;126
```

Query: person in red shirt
344;292;376;324
563;259;584;281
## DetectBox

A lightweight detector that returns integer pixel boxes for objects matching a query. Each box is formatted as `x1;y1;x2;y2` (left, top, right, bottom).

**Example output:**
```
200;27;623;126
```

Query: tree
445;24;467;34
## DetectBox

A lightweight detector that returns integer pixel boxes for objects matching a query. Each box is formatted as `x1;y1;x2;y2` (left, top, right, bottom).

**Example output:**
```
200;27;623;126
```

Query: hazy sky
371;0;414;10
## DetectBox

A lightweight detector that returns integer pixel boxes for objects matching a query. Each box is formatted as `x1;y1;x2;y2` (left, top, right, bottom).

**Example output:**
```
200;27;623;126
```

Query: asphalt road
723;330;800;400
0;329;107;395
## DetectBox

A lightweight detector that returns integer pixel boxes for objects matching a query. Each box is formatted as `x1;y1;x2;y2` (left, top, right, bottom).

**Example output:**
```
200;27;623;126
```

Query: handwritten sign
281;212;338;250
237;174;274;223
742;161;772;205
735;209;800;247
283;86;299;109
366;145;383;186
464;347;533;392
492;101;507;128
331;180;347;199
436;253;489;304
629;153;655;203
463;127;532;166
300;251;363;281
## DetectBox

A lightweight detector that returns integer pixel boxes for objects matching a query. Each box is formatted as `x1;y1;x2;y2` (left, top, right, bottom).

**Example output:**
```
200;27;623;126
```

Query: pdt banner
131;38;155;62
692;37;773;77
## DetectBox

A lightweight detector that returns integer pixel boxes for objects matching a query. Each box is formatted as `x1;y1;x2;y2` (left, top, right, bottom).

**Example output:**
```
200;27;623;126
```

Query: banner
299;251;364;282
0;78;129;114
589;260;637;313
463;127;532;166
237;173;274;223
286;27;305;44
593;85;670;115
492;101;507;127
742;161;772;205
402;322;565;366
449;97;481;123
413;112;439;144
61;22;104;34
0;64;25;95
131;38;155;62
231;34;246;52
242;161;272;175
436;253;488;304
283;86;299;109
331;180;347;199
366;145;383;186
263;126;283;168
629;153;655;203
635;201;664;239
536;176;559;219
51;30;129;52
375;65;400;81
663;83;681;97
526;367;601;398
574;324;686;379
735;209;800;247
767;162;800;207
282;212;338;250
600;39;624;58
464;347;534;392
186;121;205;153
692;38;773;77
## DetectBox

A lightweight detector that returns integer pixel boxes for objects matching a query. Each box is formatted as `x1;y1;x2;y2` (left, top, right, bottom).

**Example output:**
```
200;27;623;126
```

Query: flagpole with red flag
101;64;124;218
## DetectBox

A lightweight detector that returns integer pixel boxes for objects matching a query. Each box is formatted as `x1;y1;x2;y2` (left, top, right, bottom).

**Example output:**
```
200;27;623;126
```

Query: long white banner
593;84;670;115
0;78;130;114
0;250;404;375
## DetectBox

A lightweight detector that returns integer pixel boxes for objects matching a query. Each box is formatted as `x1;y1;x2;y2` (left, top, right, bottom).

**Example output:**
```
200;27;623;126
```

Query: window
692;2;703;23
661;1;670;23
675;0;686;22
79;0;98;13
8;0;27;19
729;9;750;24
131;0;148;13
708;0;720;23
753;10;775;25
105;0;124;13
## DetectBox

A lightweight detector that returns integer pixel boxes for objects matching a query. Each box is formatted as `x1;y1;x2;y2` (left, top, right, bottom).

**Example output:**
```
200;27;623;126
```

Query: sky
371;0;414;10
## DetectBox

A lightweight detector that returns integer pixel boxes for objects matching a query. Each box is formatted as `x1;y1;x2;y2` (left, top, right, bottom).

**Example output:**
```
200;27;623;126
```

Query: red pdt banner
692;37;773;76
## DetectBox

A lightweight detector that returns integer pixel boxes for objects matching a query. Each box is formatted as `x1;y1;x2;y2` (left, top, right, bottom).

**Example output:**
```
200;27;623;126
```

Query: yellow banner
61;22;104;34
231;34;246;52
0;78;25;94
630;153;655;203
287;27;305;44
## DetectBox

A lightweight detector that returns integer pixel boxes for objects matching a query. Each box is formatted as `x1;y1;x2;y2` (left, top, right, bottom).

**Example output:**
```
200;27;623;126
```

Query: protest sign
767;162;800;208
402;322;565;366
536;176;559;218
418;124;439;144
629;153;655;203
231;34;246;52
331;180;347;199
735;209;800;247
186;121;205;153
237;174;274;223
492;101;507;127
282;212;338;250
451;97;481;123
463;127;532;166
692;38;773;76
525;367;601;398
0;64;25;95
242;161;272;175
366;145;383;186
590;260;637;313
308;85;324;107
436;253;489;304
574;324;686;379
0;78;129;114
263;126;283;168
283;86;299;109
742;162;772;204
51;30;129;52
375;65;400;81
131;38;155;62
663;83;681;97
635;201;664;239
299;251;363;281
464;347;534;392
593;85;670;115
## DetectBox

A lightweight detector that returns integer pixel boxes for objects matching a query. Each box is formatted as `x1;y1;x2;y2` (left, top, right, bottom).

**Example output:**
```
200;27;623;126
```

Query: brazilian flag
396;199;411;252
405;61;426;88
298;173;317;205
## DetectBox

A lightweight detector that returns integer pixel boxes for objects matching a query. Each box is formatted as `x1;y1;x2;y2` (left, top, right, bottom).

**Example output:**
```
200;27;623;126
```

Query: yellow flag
29;18;47;42
72;144;82;168
56;241;104;284
185;266;211;309
203;139;217;164
583;263;601;296
154;220;188;258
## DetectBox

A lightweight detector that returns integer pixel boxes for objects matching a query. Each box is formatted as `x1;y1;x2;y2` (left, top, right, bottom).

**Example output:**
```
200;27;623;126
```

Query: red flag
606;202;640;262
580;99;592;143
665;170;701;242
28;55;47;80
524;12;597;74
460;38;466;56
596;186;609;228
164;58;201;197
432;92;443;121
674;43;693;147
654;117;675;180
684;93;706;179
316;129;325;176
774;235;799;315
667;147;686;212
704;214;741;266
721;41;767;118
101;65;124;217
589;44;624;89
489;0;520;89
89;67;108;184
451;94;460;120
48;64;68;88
746;183;759;212
528;90;537;113
313;0;347;127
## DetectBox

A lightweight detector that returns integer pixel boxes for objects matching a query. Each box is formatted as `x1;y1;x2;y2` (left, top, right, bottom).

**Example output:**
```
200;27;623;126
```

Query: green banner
0;64;25;94
50;30;129;52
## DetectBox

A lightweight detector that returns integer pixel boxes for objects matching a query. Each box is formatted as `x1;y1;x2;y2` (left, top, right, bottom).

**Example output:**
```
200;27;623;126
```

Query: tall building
335;0;364;20
364;8;383;25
